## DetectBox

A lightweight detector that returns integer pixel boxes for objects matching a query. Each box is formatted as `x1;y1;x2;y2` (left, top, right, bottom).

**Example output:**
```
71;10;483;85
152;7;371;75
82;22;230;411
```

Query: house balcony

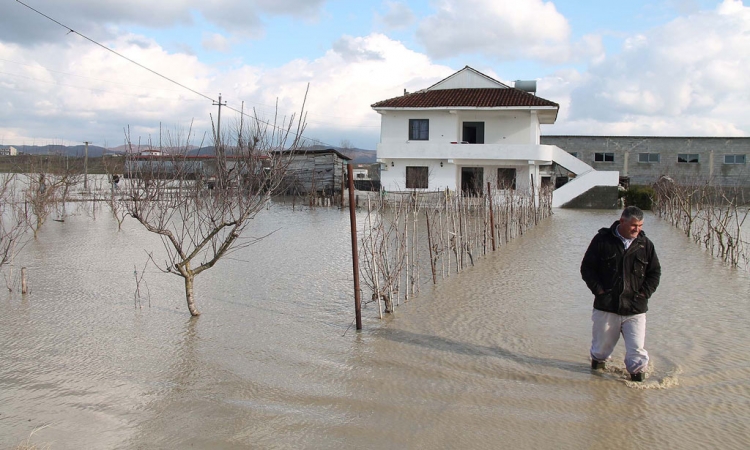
377;142;591;172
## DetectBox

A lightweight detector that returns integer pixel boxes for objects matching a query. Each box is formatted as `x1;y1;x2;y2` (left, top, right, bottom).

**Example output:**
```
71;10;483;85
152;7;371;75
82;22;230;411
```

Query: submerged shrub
624;185;655;210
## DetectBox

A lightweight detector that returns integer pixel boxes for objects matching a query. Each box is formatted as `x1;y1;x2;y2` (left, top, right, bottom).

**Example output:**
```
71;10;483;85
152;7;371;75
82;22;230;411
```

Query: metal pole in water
347;164;362;330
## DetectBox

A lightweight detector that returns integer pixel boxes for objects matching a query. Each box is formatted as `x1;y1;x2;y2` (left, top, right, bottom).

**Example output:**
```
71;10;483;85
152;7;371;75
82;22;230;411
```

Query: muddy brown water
1;205;749;449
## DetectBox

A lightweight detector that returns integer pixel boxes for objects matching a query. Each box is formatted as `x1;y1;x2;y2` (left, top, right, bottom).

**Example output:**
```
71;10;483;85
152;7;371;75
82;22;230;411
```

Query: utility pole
83;141;90;190
213;94;227;188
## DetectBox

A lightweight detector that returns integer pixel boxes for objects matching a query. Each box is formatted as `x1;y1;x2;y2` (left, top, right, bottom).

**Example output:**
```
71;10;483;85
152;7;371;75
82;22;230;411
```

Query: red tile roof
371;88;559;109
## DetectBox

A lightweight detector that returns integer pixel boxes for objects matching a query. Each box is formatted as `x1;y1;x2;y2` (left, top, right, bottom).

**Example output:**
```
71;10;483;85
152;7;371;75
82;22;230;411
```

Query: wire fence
358;184;553;317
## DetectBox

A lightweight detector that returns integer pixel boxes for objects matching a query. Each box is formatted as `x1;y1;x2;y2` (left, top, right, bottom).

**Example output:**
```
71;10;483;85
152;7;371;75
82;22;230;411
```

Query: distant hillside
185;145;377;162
302;145;376;163
340;148;376;163
13;144;112;157
111;144;202;154
4;143;377;162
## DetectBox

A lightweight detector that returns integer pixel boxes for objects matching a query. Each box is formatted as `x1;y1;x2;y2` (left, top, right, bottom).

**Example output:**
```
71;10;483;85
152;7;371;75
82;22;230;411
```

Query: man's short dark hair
621;206;644;221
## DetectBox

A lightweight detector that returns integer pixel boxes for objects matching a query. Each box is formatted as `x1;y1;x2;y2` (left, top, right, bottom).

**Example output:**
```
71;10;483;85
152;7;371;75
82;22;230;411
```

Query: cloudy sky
1;0;748;149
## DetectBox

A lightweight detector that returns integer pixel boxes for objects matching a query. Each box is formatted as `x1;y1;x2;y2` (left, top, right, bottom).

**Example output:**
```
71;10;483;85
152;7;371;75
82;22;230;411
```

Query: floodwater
1;204;749;449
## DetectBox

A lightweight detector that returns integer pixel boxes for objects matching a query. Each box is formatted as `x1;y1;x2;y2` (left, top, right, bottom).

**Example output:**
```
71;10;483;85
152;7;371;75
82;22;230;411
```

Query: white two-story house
371;66;618;207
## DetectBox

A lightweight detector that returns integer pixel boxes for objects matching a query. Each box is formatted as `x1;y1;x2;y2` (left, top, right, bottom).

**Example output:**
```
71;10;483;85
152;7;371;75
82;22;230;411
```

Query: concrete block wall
541;136;750;187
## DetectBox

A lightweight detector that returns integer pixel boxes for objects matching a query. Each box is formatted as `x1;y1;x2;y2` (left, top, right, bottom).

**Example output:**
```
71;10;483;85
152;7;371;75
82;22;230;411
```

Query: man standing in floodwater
580;206;661;382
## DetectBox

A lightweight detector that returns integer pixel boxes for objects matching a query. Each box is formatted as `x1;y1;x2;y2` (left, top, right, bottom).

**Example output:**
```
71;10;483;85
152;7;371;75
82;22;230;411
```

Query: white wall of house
381;159;535;193
381;159;454;191
430;71;506;89
455;111;534;145
0;146;18;156
379;110;538;146
352;168;369;179
380;111;458;143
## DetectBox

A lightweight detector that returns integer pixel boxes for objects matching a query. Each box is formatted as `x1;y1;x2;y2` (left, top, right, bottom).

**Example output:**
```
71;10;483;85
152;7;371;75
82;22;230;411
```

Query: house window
724;154;746;164
568;152;578;158
462;122;485;144
409;119;429;141
594;152;614;162
497;168;516;190
638;153;660;163
677;153;699;163
406;166;429;189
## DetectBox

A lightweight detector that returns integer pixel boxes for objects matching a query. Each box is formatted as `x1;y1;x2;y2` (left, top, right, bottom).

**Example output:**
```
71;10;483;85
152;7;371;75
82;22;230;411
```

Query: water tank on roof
514;80;537;94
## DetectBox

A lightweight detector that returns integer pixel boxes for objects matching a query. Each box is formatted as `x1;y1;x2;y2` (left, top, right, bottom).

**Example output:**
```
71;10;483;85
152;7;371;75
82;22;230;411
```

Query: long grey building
541;136;750;187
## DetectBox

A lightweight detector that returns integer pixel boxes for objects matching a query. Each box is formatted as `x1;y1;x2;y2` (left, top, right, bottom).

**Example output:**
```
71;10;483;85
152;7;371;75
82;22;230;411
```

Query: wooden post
487;182;496;252
340;162;346;209
425;210;437;284
347;164;362;330
21;267;27;294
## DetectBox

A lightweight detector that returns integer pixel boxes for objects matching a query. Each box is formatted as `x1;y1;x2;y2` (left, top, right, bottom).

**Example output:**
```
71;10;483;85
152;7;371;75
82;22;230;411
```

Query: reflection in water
0;207;749;449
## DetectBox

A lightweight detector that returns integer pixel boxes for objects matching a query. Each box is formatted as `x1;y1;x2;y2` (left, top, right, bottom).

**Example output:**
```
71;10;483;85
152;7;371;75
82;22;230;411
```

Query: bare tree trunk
183;272;200;316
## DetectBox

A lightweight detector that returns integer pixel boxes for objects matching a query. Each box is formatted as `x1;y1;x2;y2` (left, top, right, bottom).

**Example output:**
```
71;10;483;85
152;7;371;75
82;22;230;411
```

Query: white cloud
202;33;231;53
376;1;417;30
0;35;215;146
415;0;600;64
0;30;454;149
4;0;750;150
1;0;327;45
332;36;386;63
242;33;455;147
557;0;750;137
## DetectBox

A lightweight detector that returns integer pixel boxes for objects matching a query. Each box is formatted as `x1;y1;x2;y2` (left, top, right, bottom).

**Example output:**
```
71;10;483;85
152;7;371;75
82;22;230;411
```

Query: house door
462;122;485;144
461;167;484;196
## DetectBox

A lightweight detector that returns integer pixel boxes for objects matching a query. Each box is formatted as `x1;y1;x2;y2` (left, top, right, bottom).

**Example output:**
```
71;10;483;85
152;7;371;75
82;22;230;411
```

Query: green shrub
623;185;655;210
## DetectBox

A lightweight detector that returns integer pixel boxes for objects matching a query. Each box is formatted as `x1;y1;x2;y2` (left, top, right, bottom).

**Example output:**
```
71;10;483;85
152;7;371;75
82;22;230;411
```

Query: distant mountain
301;145;376;163
13;144;112;157
111;144;201;154
4;143;377;162
186;145;377;162
339;148;377;163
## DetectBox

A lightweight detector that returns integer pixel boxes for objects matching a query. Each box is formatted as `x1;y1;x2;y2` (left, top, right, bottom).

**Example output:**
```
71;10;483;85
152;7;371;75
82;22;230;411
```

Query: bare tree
0;174;28;291
98;161;129;230
653;174;750;268
18;155;86;237
22;160;57;239
120;100;307;316
0;174;29;288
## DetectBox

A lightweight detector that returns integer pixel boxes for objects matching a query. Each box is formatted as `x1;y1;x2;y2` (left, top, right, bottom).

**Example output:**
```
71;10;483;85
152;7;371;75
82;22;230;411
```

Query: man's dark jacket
580;221;661;315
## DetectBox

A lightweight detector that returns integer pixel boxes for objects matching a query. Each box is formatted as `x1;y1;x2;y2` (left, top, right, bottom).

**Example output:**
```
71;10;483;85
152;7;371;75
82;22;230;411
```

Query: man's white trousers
590;309;649;375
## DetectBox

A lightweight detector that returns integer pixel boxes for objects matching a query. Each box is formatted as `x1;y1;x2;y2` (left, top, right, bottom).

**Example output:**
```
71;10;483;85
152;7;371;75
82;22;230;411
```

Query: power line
15;0;214;103
0;57;190;93
0;70;207;101
14;0;349;149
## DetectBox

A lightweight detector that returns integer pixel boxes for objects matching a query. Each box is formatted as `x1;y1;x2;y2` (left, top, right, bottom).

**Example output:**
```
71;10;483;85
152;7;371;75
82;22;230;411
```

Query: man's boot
591;360;605;370
630;372;644;382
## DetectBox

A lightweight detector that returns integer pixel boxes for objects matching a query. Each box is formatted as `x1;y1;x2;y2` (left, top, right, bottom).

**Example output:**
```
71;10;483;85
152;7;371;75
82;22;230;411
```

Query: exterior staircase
550;146;619;208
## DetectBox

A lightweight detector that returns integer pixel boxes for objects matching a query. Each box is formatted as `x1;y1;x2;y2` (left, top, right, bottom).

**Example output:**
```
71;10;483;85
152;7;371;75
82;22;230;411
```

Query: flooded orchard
1;205;749;449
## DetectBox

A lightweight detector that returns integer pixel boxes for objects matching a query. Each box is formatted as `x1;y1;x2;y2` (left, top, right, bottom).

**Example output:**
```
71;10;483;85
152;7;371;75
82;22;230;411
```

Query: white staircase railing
549;146;619;207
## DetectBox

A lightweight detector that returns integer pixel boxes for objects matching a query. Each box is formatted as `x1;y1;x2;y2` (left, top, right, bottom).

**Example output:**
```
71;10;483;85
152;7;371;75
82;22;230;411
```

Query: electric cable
14;0;348;150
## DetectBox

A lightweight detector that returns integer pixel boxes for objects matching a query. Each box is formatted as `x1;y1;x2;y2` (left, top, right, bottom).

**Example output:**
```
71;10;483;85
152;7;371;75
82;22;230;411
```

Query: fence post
487;182;496;252
347;164;362;330
21;267;27;294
